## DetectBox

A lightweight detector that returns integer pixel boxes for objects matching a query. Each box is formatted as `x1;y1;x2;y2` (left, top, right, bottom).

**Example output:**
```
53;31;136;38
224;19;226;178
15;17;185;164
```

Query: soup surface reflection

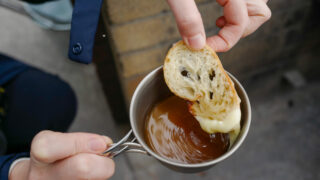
145;96;230;164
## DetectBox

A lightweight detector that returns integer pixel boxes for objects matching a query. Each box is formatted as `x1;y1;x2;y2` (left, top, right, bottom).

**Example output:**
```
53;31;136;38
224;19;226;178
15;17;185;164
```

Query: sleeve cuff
0;152;29;180
8;157;30;176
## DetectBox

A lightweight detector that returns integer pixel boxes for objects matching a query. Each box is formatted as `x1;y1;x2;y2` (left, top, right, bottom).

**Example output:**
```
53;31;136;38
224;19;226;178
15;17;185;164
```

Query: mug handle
101;130;148;158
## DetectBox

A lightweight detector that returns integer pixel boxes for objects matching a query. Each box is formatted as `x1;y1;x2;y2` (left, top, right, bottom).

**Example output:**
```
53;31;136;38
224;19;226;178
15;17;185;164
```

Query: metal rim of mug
130;66;251;168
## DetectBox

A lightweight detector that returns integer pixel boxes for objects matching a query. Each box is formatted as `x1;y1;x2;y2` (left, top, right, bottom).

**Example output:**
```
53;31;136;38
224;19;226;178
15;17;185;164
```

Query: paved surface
1;3;319;180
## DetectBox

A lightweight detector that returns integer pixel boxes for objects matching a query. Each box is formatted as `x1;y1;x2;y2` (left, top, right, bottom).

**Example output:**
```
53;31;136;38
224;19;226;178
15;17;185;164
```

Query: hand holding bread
167;0;271;52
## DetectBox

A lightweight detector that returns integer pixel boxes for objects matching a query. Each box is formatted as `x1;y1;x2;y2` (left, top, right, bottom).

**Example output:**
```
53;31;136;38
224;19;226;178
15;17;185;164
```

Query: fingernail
186;33;205;50
88;138;106;152
103;136;113;145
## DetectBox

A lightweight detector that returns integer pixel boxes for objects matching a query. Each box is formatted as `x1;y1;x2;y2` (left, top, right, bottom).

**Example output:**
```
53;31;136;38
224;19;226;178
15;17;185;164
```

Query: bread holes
181;69;189;77
197;74;201;80
209;91;213;99
209;69;216;81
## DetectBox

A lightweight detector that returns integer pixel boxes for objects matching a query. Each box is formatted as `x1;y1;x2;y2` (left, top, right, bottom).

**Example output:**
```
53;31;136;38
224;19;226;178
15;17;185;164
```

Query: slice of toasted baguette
163;41;241;141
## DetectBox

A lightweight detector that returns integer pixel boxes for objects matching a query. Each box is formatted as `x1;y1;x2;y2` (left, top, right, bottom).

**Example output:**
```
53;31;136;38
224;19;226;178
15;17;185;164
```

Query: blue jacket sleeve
0;55;29;86
0;152;29;180
68;0;103;64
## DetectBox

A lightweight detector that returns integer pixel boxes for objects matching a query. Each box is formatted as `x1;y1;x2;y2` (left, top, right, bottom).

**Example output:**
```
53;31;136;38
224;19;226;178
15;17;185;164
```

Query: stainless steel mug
103;66;251;173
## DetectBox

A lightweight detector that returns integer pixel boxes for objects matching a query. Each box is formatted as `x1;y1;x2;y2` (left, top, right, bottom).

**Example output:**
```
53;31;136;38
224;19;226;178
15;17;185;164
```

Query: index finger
167;0;206;50
31;131;112;165
207;0;248;52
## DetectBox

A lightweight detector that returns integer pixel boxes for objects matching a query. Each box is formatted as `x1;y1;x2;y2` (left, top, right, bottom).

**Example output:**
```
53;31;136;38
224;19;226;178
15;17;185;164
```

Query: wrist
9;158;30;180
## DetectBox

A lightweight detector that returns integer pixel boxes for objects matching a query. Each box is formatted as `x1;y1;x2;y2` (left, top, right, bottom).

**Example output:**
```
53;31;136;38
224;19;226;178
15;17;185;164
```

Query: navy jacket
0;0;102;178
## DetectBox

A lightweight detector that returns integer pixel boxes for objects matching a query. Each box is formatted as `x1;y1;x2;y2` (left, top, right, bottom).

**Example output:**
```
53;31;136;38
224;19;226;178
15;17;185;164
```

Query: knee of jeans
51;77;78;129
7;69;78;131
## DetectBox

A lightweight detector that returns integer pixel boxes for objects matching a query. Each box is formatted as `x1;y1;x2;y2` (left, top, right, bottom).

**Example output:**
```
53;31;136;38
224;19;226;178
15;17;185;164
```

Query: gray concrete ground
1;3;319;180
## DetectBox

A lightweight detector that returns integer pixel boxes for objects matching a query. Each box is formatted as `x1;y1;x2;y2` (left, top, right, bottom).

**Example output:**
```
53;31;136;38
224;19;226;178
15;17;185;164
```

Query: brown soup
144;95;230;164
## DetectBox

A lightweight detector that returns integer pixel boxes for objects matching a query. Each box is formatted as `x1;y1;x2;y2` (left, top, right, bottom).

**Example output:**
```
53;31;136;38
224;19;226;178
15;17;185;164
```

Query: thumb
31;131;112;165
168;0;206;50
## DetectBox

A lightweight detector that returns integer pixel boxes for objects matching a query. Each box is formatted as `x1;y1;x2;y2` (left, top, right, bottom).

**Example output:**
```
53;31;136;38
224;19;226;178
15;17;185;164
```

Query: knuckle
31;130;53;163
178;13;202;30
264;7;272;20
259;1;271;21
221;46;231;52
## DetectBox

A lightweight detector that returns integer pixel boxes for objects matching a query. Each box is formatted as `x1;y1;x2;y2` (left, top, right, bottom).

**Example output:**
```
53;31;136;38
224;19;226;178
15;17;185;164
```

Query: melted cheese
195;107;241;146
